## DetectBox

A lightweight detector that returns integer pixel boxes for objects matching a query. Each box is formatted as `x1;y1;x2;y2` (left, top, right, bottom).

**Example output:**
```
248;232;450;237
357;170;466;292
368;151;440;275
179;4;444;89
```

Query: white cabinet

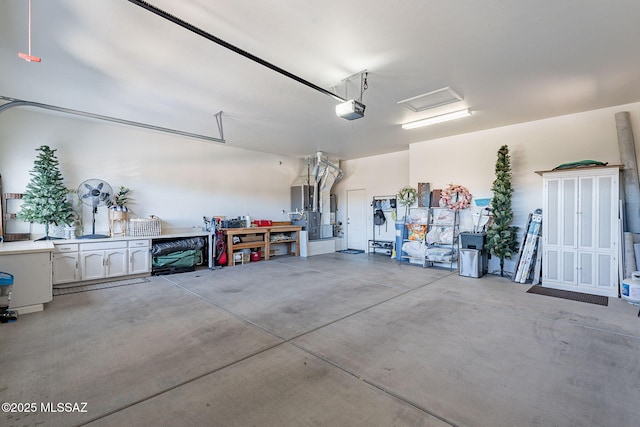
52;244;79;284
80;249;128;280
128;239;150;275
0;242;53;314
52;239;151;285
541;166;621;297
80;241;128;281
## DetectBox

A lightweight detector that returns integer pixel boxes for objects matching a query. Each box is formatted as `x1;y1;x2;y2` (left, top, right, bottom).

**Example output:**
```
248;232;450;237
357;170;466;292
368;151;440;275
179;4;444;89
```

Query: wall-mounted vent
397;87;463;112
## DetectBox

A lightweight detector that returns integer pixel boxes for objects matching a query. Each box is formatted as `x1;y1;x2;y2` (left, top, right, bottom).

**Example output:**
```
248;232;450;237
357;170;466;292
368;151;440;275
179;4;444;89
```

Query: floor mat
527;285;608;306
337;249;365;254
53;277;150;295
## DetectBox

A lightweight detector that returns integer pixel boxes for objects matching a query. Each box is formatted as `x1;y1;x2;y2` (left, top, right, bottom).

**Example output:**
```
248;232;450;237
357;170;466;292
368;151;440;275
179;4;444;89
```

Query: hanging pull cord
360;72;369;102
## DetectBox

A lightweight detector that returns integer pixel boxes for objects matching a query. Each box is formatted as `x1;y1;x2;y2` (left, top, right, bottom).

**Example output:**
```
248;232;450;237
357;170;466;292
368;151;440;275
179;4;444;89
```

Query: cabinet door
105;249;128;278
543;177;578;283
578;176;595;251
577;252;617;289
561;177;578;248
80;251;105;281
52;252;79;284
595;174;617;252
129;248;150;274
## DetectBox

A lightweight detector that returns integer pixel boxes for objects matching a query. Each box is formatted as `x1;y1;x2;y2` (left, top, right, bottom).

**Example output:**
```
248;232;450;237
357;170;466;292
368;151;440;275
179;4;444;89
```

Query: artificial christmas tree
486;145;519;276
17;145;74;240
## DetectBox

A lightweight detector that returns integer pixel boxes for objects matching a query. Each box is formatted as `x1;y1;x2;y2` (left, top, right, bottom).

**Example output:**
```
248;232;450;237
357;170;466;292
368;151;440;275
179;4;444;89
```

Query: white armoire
540;165;622;297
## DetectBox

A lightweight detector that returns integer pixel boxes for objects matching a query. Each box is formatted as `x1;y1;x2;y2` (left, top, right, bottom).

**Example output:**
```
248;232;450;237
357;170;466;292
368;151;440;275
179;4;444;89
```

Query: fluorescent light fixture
336;100;366;120
401;109;471;129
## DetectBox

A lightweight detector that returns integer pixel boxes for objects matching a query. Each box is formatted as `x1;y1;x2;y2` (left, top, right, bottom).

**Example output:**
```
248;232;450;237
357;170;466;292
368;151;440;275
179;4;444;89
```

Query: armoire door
576;174;618;291
543;176;578;284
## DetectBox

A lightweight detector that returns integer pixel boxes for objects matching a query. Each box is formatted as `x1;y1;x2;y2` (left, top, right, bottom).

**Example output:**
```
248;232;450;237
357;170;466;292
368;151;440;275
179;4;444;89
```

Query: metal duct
616;111;640;233
290;152;342;239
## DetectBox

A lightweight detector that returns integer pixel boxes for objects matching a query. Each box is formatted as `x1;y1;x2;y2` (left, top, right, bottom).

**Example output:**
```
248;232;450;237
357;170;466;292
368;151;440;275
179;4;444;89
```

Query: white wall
4;101;640;272
0;108;301;237
409;102;640;274
334;102;640;274
333;150;410;247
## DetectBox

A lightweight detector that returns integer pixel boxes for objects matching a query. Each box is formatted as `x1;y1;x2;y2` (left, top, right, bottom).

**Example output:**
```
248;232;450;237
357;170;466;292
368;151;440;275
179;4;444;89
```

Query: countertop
0;240;55;255
0;230;213;255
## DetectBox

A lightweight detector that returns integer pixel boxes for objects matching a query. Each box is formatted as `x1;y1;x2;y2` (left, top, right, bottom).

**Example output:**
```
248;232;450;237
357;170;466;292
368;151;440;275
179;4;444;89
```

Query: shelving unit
221;225;302;266
402;207;459;270
368;195;396;256
2;193;31;242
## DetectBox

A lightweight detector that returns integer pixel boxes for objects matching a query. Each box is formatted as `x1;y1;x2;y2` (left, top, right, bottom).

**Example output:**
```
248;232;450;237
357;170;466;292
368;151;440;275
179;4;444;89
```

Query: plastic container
0;272;14;310
621;271;640;305
395;221;408;261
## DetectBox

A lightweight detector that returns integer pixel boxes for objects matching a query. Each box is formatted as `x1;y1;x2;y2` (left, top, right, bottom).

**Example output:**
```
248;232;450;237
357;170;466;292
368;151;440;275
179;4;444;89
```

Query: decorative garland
441;183;472;210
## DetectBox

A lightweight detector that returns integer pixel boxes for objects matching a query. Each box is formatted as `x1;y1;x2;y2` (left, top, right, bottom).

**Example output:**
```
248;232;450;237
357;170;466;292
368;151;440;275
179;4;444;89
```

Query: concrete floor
1;252;639;427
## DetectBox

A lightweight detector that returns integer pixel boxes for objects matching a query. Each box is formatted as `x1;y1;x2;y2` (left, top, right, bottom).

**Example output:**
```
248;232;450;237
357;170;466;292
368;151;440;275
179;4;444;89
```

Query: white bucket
621;272;640;305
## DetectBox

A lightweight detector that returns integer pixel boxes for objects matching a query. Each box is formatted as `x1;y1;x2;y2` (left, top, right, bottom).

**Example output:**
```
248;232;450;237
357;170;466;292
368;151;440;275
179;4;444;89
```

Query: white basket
127;216;162;237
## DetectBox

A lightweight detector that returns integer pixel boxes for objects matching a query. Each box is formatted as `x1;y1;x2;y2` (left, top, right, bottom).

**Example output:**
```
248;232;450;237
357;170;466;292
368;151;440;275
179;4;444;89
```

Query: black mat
337;249;365;254
527;285;608;306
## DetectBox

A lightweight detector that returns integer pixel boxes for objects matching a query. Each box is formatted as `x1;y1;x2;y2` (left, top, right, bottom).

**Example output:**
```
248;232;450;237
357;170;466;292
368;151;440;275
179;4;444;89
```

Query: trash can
395;221;408;261
0;272;18;323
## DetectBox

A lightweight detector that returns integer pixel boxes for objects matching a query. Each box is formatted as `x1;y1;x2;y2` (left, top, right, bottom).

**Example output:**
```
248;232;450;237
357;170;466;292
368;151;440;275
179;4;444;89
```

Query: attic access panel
397;87;463;112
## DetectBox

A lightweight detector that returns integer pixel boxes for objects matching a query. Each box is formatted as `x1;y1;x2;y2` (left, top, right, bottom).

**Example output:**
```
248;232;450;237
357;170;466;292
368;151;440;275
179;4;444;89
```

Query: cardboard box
269;244;289;256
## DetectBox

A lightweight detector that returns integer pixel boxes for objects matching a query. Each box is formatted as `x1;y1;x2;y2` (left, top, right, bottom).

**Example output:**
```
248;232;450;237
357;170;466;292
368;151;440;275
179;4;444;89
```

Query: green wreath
397;186;418;207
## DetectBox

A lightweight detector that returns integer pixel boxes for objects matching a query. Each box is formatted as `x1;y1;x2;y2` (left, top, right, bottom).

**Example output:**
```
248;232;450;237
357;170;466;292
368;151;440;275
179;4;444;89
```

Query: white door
129;248;151;275
52;252;79;284
105;249;128;278
346;189;366;250
81;251;105;281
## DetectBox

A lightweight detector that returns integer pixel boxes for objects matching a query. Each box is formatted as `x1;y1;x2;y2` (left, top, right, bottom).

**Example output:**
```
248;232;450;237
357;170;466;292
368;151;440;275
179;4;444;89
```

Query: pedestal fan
77;179;113;239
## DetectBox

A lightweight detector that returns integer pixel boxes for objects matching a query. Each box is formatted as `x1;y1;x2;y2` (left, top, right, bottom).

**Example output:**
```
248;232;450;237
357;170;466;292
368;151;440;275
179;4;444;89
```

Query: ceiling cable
127;0;346;103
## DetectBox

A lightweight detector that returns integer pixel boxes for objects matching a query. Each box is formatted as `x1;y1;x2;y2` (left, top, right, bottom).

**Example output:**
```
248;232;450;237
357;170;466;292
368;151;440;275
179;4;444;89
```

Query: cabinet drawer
80;241;127;251
54;244;78;253
128;239;150;248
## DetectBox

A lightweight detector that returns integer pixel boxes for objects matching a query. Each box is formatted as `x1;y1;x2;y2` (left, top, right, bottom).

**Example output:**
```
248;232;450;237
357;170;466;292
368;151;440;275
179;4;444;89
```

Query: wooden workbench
221;225;302;266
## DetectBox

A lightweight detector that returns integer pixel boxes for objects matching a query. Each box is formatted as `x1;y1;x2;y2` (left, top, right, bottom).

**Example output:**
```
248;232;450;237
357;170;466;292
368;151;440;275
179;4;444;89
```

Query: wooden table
221;225;302;266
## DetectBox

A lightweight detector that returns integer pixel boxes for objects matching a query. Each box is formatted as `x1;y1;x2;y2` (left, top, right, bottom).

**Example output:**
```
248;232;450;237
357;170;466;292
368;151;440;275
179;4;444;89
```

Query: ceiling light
401;109;471;129
336;100;366;120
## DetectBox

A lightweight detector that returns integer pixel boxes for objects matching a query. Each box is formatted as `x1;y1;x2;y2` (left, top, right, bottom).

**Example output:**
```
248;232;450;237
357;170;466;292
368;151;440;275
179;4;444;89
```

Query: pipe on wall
615;111;640;233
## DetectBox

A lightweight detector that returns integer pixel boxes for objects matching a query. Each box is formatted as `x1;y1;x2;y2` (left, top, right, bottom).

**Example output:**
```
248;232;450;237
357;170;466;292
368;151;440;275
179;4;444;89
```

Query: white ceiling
2;0;640;160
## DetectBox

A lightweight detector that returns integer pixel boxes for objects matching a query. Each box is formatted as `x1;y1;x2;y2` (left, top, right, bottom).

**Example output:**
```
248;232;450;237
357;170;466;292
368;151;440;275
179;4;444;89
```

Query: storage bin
0;272;14;310
621;272;640;305
128;216;162;237
460;232;486;250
